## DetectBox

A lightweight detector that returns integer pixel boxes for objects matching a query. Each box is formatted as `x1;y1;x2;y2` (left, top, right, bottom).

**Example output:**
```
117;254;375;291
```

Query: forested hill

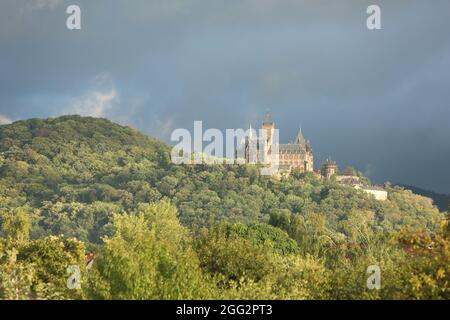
401;185;449;212
0;116;448;300
0;115;444;240
0;116;172;240
0;115;165;151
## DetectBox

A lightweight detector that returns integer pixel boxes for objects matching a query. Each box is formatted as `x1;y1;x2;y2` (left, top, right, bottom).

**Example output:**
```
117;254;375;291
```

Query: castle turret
321;159;337;180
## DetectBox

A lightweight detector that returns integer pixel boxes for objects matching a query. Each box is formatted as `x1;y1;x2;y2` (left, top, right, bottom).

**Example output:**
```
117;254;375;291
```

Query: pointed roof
295;127;306;147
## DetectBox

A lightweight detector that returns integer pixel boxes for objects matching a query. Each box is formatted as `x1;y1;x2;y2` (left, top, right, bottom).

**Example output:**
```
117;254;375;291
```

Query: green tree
86;201;213;299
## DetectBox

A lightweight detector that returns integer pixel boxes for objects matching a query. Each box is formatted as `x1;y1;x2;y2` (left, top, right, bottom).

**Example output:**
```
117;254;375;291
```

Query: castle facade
242;114;314;175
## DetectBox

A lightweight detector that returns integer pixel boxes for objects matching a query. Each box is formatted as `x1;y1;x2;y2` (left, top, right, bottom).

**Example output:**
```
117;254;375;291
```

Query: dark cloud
1;0;449;192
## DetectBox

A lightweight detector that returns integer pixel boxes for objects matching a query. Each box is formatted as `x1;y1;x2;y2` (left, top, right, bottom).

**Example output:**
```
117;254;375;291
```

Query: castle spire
295;126;306;146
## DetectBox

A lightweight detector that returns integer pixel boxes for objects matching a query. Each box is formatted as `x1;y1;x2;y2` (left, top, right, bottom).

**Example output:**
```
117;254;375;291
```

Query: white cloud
63;73;120;118
0;114;13;125
154;116;175;138
67;88;119;118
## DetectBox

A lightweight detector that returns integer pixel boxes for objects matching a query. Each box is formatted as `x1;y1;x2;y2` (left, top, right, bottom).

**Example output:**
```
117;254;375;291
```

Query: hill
0;115;444;242
400;185;449;212
0;116;448;300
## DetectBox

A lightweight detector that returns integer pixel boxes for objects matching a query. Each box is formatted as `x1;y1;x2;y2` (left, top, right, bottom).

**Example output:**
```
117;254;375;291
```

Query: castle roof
295;128;306;147
323;158;337;166
278;144;306;154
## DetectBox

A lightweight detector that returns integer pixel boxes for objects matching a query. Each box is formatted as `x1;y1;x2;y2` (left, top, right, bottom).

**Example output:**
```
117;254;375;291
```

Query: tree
395;219;450;299
86;201;213;299
0;208;31;245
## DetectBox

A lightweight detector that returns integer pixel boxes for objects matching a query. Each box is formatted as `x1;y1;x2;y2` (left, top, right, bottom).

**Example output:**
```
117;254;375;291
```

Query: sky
0;0;449;193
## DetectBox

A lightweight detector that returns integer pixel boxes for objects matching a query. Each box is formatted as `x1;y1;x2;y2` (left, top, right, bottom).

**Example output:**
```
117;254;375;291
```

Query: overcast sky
1;0;449;193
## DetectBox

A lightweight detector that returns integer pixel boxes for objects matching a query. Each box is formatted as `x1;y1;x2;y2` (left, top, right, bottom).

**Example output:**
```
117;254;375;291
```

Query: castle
242;113;314;175
240;113;387;200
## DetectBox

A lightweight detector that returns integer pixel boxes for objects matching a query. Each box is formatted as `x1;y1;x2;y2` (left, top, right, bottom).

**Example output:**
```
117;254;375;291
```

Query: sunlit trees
195;222;328;299
0;208;31;244
86;201;213;300
1;116;448;300
0;210;85;300
395;219;450;299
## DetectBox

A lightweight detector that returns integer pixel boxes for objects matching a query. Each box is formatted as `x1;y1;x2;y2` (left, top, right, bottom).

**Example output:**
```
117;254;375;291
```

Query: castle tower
243;113;315;176
261;112;275;166
262;112;275;148
321;159;337;180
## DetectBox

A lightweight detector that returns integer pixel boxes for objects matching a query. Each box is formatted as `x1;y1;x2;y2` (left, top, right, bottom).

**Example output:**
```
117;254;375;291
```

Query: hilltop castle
242;113;314;175
239;113;388;200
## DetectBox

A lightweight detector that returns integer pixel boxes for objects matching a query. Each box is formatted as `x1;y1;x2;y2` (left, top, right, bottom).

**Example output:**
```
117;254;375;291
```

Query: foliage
85;201;214;300
0;211;85;299
0;116;448;300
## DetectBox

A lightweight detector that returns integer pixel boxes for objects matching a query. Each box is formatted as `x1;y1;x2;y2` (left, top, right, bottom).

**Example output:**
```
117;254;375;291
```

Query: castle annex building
243;114;314;175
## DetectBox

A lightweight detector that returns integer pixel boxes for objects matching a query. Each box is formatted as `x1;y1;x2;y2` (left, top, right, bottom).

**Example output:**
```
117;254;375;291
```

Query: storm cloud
0;0;449;192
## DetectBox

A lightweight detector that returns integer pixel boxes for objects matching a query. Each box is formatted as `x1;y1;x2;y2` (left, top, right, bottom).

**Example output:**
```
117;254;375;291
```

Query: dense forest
0;116;448;300
401;185;450;212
